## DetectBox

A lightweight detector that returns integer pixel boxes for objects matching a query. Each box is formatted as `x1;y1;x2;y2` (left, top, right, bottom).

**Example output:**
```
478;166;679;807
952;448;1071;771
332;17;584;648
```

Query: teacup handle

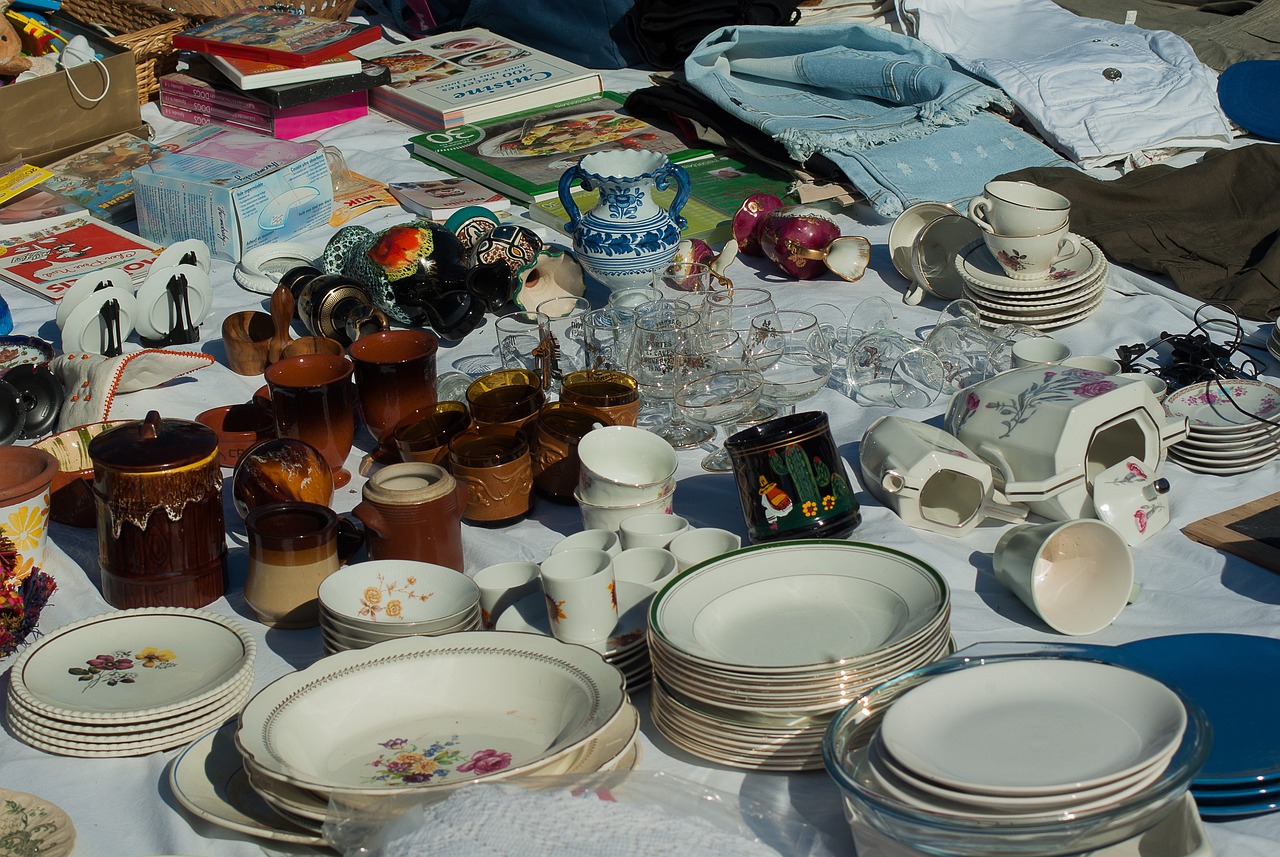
1051;235;1080;265
902;282;925;306
967;197;995;233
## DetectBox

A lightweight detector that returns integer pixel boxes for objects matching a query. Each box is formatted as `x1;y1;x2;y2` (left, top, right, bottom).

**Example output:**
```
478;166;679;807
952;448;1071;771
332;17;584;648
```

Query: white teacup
860;416;1025;538
992;519;1133;636
551;528;622;557
612;547;679;592
668;527;742;572
539;548;618;645
1010;337;1070;368
1061;355;1122;376
619;512;690;550
968;180;1070;237
983;225;1079;281
577;425;678;506
472;561;541;629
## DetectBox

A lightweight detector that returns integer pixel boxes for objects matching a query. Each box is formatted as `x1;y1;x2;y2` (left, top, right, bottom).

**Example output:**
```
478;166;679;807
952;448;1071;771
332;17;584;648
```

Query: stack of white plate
647;542;951;772
317;560;482;654
495;580;653;692
1269;324;1280;362
5;608;255;758
954;237;1108;330
230;632;637;833
856;660;1187;822
1164;379;1280;475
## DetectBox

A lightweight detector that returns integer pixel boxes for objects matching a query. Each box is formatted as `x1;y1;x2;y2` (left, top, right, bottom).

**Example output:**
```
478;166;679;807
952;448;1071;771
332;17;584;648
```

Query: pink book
159;91;368;138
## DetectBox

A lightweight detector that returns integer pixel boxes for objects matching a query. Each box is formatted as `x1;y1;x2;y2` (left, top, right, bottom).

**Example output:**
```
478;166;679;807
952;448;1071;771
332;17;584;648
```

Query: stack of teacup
573;425;678;530
961;180;1108;328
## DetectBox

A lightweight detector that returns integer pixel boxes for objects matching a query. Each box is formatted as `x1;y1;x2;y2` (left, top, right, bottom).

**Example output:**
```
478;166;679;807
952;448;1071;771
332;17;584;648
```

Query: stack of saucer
5;607;255;758
1268;324;1280;362
954;237;1108;330
1164;380;1280;475
495;580;653;692
317;560;482;654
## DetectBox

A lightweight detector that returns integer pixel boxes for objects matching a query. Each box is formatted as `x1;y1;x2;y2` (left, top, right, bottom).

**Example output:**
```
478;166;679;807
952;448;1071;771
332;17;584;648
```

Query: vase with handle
558;149;691;292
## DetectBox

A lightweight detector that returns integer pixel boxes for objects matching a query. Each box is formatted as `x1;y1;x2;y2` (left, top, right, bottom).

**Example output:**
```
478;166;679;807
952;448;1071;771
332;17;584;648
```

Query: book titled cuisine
172;6;381;69
356;28;602;130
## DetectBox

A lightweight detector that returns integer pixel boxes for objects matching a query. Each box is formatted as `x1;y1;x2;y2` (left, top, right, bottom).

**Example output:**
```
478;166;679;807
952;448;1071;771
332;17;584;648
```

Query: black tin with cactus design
725;411;860;543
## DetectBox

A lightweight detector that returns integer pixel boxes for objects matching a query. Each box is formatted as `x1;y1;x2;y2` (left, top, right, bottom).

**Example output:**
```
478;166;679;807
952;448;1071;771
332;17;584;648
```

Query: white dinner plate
879;659;1186;795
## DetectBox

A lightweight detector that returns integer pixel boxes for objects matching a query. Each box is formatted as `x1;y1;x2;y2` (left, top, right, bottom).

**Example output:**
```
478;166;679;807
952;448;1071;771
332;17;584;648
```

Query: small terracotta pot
0;446;59;577
196;403;278;469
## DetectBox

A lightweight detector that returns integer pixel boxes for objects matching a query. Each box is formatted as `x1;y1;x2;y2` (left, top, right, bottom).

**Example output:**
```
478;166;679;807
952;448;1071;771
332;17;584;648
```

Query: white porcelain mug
551;528;622;558
576;425;678;506
668;527;742;572
473;561;541;629
968;180;1070;237
539;548;618;645
1061;355;1122;376
612;547;679;592
992;519;1133;636
1010;338;1070;368
619;512;690;550
983;225;1079;282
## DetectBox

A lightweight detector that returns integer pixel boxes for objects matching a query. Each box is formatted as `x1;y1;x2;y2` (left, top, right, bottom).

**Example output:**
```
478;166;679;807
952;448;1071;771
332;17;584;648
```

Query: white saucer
965;281;1104;317
133;265;213;341
974;290;1105;327
495;580;652;657
0;788;76;857
57;287;137;355
963;271;1104;309
56;267;134;328
910;214;983;301
956;237;1103;295
1165;380;1280;430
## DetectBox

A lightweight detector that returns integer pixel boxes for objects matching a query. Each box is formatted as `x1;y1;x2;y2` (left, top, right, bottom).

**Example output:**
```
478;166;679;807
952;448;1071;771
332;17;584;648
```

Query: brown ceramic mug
530;401;613;503
348;329;439;462
466;368;545;430
243;501;358;629
196;402;277;469
560;370;640;427
279;335;346;360
265;354;358;488
448;425;533;525
221;310;274;376
393;401;473;465
353;462;466;570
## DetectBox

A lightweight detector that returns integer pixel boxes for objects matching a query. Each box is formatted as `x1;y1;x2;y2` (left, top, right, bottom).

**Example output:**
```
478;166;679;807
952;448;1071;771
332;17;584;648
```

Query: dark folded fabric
1002;145;1280;321
625;0;804;69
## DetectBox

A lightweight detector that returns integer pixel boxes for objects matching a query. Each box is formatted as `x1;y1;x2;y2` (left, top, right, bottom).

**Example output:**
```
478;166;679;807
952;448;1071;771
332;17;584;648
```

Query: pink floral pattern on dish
365;736;513;785
67;647;176;691
966;369;1118;439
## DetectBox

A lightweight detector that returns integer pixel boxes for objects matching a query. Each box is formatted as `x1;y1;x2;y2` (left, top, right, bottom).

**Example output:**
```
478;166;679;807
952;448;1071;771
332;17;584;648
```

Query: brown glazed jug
89;410;227;608
353;462;466;570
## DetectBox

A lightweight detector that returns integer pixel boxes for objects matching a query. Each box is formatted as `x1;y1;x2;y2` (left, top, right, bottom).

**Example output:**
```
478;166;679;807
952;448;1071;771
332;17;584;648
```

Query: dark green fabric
1002;145;1280;321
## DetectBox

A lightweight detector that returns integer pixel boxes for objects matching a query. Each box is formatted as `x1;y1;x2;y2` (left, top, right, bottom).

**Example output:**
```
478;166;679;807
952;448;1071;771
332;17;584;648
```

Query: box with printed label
131;124;333;261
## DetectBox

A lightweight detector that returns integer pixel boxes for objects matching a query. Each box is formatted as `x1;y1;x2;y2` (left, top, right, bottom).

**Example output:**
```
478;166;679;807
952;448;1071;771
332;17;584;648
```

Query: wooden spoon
267;282;295;364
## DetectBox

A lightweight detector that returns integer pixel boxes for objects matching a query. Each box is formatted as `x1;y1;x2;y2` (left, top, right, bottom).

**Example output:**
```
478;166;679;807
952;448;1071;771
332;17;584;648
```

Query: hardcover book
356;28;602;130
206;51;363;89
172;7;381;69
408;91;711;203
158;89;369;139
40;133;173;224
0;215;163;302
178;54;391;109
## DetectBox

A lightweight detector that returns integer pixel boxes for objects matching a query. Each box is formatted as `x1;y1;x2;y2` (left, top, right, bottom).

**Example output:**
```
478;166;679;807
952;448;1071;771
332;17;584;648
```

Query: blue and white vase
558;149;691;292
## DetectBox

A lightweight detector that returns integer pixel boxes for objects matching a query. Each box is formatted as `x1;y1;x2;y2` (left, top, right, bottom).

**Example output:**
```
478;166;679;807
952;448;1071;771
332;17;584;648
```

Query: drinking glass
675;330;764;471
702;287;775;334
653;261;713;295
747;310;832;416
626;302;712;448
536;295;591;383
494;310;551;374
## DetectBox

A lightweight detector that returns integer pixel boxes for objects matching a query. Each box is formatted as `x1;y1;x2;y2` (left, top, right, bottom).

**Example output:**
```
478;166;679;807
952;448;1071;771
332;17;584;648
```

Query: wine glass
626;301;712;448
747;310;832;416
703;287;778;423
675;330;764;471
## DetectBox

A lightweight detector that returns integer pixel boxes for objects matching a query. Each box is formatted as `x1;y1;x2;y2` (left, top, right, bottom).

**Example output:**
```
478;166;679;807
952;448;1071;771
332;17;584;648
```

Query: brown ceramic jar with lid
89;410;227;609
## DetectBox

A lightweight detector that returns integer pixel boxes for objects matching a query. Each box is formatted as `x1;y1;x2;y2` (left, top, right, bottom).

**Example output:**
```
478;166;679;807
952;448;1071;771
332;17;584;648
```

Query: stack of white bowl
6;608;255;758
232;632;640;830
647;541;951;772
317;560;482;654
1164;379;1280;475
573;426;678;531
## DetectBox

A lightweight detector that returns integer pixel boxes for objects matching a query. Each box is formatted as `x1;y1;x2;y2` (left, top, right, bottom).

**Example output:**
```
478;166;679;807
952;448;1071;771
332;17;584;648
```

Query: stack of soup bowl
316;560;482;654
232;632;638;830
573;425;678;530
647;541;952;772
823;653;1211;857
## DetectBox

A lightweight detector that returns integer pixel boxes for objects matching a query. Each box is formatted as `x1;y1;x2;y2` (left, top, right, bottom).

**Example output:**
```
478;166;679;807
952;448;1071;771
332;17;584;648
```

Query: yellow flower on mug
802;500;819;517
137;647;176;668
7;503;47;557
822;495;836;511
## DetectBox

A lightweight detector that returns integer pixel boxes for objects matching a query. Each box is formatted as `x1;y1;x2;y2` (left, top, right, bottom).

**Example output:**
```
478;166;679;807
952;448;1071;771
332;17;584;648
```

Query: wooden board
1183;491;1280;574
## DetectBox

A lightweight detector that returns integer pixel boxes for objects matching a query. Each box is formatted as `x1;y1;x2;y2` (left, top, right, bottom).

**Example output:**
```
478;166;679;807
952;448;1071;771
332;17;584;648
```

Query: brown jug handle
336;515;364;565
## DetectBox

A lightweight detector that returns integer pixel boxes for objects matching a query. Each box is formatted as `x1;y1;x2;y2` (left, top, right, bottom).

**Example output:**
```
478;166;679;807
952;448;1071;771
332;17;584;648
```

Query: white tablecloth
2;86;1280;857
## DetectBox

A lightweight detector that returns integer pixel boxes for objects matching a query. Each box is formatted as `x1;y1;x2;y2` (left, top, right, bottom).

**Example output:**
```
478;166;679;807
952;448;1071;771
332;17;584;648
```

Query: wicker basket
144;0;359;26
59;0;189;104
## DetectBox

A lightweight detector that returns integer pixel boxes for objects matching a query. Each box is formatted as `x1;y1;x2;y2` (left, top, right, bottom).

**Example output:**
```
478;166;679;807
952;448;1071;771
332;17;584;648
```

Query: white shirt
898;0;1234;168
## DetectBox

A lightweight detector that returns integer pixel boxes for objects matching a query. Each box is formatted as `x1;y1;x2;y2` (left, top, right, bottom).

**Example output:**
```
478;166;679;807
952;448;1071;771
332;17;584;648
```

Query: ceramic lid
89;410;219;472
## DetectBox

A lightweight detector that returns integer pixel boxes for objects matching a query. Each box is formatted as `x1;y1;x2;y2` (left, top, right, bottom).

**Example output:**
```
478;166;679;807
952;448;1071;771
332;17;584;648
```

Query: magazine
357;28;601;130
408;92;711;203
172;7;381;69
388;177;510;219
0;216;163;302
40;133;174;224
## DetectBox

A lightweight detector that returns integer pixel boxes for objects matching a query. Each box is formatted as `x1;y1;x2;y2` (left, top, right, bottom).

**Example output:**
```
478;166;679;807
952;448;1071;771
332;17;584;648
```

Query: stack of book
161;7;386;138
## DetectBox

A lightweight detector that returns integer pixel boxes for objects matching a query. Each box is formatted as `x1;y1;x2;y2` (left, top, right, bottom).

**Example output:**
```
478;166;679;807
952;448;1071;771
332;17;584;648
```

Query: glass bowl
822;650;1211;857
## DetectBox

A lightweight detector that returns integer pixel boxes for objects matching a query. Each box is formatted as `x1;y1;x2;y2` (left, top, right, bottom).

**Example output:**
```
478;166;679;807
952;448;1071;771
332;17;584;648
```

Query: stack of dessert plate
1163;379;1280;475
495;580;653;692
317;560;482;654
5;607;255;758
230;631;636;832
1269;323;1280;362
953;236;1108;330
647;541;951;772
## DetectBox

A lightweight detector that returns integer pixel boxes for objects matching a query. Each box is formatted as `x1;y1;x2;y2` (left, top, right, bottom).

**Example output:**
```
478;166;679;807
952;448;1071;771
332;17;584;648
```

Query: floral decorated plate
956;237;1103;294
0;336;54;373
495;580;651;658
8;608;255;722
234;631;625;796
0;789;75;857
1164;380;1280;431
317;559;480;631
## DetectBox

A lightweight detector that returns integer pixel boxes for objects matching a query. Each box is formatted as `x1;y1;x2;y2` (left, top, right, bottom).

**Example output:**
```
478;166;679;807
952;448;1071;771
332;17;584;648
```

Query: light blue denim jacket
684;24;1069;216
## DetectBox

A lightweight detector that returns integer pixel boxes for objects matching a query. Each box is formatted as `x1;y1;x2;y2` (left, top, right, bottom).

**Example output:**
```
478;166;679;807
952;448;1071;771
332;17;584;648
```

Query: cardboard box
0;40;142;164
131;125;334;261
